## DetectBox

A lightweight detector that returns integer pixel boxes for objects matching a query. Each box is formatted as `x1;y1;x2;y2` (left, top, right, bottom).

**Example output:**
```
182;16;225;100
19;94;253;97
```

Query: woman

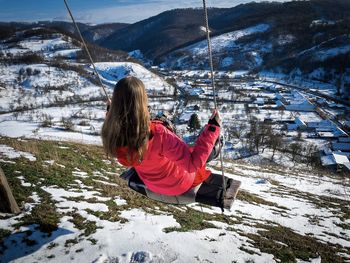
101;76;221;196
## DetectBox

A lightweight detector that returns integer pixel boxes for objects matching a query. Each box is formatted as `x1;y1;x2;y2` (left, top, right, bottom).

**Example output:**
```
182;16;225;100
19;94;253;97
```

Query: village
156;68;350;173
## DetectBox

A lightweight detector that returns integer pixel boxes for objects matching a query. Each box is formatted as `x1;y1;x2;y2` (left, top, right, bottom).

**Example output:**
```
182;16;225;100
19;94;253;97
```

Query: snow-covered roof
344;162;350;171
332;143;350;152
321;153;350;166
321;155;336;166
332;153;350;165
317;132;336;138
339;137;350;143
307;120;336;129
295;117;306;127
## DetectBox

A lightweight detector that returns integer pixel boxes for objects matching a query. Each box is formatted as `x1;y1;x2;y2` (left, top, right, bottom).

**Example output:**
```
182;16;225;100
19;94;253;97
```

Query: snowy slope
0;23;350;263
0;30;176;144
1;33;81;59
94;62;174;95
161;23;271;70
0;142;349;263
186;23;270;56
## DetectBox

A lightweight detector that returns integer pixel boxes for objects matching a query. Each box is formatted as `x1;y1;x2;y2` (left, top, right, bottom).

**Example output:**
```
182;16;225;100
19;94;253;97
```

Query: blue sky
0;0;288;24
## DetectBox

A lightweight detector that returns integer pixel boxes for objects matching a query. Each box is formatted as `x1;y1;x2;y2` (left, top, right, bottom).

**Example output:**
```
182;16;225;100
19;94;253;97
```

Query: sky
0;0;288;24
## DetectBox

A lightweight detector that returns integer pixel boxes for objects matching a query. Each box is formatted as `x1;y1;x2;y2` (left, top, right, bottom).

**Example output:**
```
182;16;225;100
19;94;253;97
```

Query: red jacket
117;121;220;196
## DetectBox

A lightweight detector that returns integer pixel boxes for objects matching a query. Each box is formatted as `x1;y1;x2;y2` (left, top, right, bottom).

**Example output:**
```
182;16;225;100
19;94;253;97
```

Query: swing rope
63;0;109;100
202;0;227;198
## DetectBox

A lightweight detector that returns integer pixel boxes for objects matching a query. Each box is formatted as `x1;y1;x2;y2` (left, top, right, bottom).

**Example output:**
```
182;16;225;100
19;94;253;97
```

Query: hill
0;21;129;45
0;137;349;262
95;0;350;93
0;3;350;262
2;0;349;91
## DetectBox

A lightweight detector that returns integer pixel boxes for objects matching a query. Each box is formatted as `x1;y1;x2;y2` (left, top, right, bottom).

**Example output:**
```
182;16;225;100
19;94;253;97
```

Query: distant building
277;90;315;112
284;101;315;111
332;143;350;152
338;137;350;143
287;117;307;131
321;152;350;172
255;97;265;106
186;87;205;96
307;120;336;129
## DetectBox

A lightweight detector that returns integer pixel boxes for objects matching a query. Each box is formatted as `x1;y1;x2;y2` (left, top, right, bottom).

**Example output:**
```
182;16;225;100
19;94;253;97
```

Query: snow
94;62;174;95
1;26;350;263
0;144;36;161
2;159;349;262
187;23;270;56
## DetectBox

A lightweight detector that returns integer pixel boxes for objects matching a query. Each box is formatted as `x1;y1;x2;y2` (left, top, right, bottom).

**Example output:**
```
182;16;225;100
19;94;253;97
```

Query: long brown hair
101;76;150;160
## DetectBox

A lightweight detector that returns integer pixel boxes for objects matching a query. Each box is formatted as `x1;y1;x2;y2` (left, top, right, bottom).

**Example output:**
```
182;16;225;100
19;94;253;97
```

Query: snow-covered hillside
1;24;350;263
0;138;349;263
161;23;271;70
159;21;350;99
0;28;176;144
1;32;81;59
94;62;174;95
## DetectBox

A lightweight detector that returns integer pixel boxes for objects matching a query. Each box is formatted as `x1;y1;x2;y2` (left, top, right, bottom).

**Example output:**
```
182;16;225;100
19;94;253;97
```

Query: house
327;102;346;110
307;120;336;129
317;98;327;105
317;132;338;139
279;90;316;112
316;127;347;138
247;103;258;109
255;97;265;106
332;143;350;152
287;117;307;131
338;137;350;143
321;152;350;171
285;100;315;111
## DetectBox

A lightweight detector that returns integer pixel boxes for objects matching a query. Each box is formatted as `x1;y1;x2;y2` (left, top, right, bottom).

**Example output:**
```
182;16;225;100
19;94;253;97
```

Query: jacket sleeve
160;124;220;173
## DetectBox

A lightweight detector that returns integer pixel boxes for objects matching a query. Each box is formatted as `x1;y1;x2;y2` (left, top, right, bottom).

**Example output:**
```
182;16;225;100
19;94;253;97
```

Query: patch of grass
335;222;350;230
14;202;60;233
1;137;349;261
85;199;127;223
47;242;58;249
239;245;258;255
65;238;79;247
87;238;97;245
242;224;347;263
163;207;238;233
68;213;100;237
0;161;35;204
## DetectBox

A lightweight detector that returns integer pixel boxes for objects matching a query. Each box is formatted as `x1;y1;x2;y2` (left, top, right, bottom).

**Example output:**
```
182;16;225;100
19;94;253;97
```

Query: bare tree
290;142;302;162
269;133;284;161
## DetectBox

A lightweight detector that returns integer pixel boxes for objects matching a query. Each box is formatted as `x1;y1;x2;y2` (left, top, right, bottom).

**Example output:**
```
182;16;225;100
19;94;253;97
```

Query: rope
202;0;217;108
202;0;227;203
63;0;109;100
